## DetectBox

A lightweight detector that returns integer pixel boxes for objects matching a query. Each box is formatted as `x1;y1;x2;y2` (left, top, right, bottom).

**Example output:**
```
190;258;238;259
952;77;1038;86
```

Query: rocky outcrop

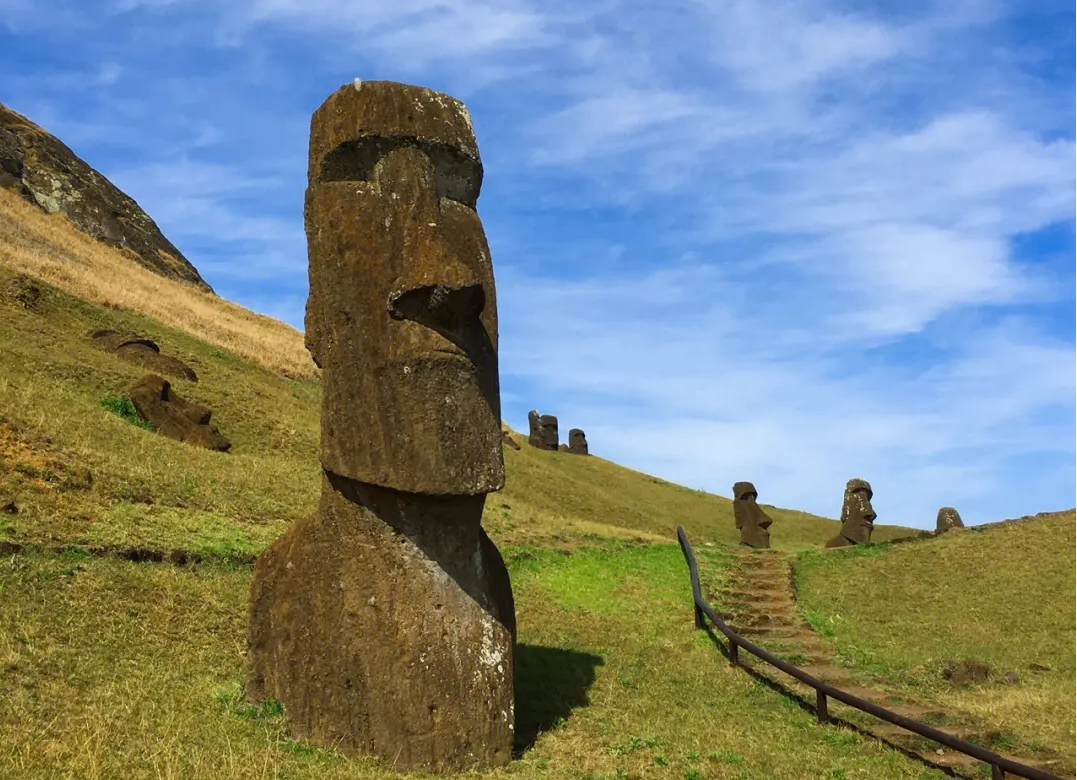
0;101;211;291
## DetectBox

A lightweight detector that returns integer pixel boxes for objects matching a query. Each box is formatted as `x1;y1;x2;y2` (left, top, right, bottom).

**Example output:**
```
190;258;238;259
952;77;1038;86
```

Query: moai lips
248;81;514;772
825;478;876;548
732;481;772;548
936;506;964;534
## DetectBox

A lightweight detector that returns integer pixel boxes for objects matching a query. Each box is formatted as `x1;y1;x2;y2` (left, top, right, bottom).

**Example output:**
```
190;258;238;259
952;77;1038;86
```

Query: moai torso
825;478;876;547
248;80;514;772
732;481;772;548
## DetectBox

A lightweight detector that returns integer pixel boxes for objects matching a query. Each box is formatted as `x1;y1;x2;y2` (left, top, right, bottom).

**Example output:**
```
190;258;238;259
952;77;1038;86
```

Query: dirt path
712;548;1069;779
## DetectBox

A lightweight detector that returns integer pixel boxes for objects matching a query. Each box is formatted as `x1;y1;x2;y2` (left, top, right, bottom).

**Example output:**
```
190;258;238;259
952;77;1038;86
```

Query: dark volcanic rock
129;374;230;451
0;101;211;291
90;329;198;382
567;428;588;455
732;481;772;548
935;506;964;534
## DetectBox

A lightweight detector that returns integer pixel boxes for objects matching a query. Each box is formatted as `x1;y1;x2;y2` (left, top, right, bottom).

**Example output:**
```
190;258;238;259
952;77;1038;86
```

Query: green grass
0;546;951;779
795;513;1076;768
99;394;153;431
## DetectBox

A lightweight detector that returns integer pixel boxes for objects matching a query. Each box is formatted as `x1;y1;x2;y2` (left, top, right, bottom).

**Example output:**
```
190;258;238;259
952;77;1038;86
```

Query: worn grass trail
712;548;1071;778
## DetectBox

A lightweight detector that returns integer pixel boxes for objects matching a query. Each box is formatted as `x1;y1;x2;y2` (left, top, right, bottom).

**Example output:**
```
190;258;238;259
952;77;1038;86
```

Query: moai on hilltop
936;506;964;534
825;478;876;548
540;414;559;451
526;410;559;451
568;428;588;455
732;481;772;548
247;81;515;772
527;410;542;449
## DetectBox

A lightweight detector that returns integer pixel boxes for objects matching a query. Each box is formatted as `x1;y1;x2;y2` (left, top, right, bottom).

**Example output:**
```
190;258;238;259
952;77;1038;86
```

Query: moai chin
539;414;559;451
732;481;772;548
825;478;876;548
936;506;964;534
568;428;589;455
247;81;515;772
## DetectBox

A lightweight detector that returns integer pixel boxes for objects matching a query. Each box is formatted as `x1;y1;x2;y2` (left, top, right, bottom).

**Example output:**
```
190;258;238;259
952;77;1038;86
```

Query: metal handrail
676;527;1064;780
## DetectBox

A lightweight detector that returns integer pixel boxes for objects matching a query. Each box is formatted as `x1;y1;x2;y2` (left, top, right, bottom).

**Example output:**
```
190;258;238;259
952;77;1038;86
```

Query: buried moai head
826;478;876;547
568;428;588;455
303;80;503;495
129;374;230;451
936;506;964;534
732;481;772;548
539;414;559;451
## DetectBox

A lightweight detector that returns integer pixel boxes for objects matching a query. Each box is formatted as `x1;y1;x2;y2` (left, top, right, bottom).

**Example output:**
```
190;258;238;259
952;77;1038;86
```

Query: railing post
693;602;704;629
729;637;739;667
991;765;1004;780
816;689;828;724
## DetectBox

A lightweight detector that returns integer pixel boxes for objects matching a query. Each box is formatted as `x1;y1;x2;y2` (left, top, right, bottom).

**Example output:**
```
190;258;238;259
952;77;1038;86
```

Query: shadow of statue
513;643;604;755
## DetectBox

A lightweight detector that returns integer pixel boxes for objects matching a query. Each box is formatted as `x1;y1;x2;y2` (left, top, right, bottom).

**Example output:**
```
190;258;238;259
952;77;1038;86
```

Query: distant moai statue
568;428;588;455
247;81;514;772
825;478;876;548
540;414;559;450
527;409;542;448
732;481;772;548
936;506;964;534
527;410;559;451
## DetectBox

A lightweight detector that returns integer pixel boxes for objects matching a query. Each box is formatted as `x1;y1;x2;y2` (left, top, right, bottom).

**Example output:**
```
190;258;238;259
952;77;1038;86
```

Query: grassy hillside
0;203;1065;780
795;512;1076;768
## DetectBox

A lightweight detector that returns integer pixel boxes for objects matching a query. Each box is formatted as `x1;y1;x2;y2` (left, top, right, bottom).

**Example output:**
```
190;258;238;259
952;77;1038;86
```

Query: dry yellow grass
0;187;316;379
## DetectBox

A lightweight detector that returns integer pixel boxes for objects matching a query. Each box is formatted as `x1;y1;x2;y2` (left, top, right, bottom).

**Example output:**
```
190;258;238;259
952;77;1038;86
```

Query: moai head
304;81;503;495
936;506;964;534
568;428;588;455
527;410;542;449
539;414;559;451
838;478;876;544
732;481;772;548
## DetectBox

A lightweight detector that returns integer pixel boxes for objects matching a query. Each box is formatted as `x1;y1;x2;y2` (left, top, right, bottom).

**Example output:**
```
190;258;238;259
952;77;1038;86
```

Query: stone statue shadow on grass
513;643;604;755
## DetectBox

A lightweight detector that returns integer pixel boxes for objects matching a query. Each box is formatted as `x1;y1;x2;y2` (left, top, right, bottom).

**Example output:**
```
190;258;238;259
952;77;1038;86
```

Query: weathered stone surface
539;415;559;451
1;273;44;311
568;428;588;455
732;481;772;548
249;80;514;772
0;101;210;290
248;476;513;771
527;410;542;449
90;329;198;382
129;374;230;451
825;478;876;548
935;506;964;534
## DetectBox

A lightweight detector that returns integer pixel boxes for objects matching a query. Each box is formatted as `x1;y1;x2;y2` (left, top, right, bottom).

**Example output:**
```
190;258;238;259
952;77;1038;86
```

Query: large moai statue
732;481;772;548
825;478;876;548
247;81;515;772
936;506;964;534
568;428;589;455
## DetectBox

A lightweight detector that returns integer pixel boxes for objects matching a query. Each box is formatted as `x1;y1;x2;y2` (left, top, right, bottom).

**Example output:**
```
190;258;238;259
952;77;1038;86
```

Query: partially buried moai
247;81;515;772
936;506;964;534
825;478;876;548
527;410;542;448
526;410;559;451
732;481;772;548
568;428;588;455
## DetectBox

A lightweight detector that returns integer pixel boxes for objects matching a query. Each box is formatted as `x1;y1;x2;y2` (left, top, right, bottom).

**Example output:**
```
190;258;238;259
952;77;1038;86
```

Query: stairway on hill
713;549;1071;779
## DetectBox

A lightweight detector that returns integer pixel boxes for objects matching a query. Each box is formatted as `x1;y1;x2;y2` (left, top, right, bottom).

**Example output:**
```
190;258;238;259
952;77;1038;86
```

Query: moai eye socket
317;135;482;209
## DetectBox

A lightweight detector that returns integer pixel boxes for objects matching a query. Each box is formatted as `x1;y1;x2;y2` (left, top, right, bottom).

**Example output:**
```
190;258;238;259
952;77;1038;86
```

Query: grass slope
795;513;1076;769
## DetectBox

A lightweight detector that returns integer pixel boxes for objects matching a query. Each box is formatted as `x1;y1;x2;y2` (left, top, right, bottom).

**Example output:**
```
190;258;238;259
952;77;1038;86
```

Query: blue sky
2;0;1074;529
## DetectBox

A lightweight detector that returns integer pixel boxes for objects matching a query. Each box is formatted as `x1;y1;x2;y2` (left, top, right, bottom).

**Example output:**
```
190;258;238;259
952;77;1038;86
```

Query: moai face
539;414;559;451
304;81;503;495
936;506;964;533
568;428;588;455
839;478;876;544
732;481;772;548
